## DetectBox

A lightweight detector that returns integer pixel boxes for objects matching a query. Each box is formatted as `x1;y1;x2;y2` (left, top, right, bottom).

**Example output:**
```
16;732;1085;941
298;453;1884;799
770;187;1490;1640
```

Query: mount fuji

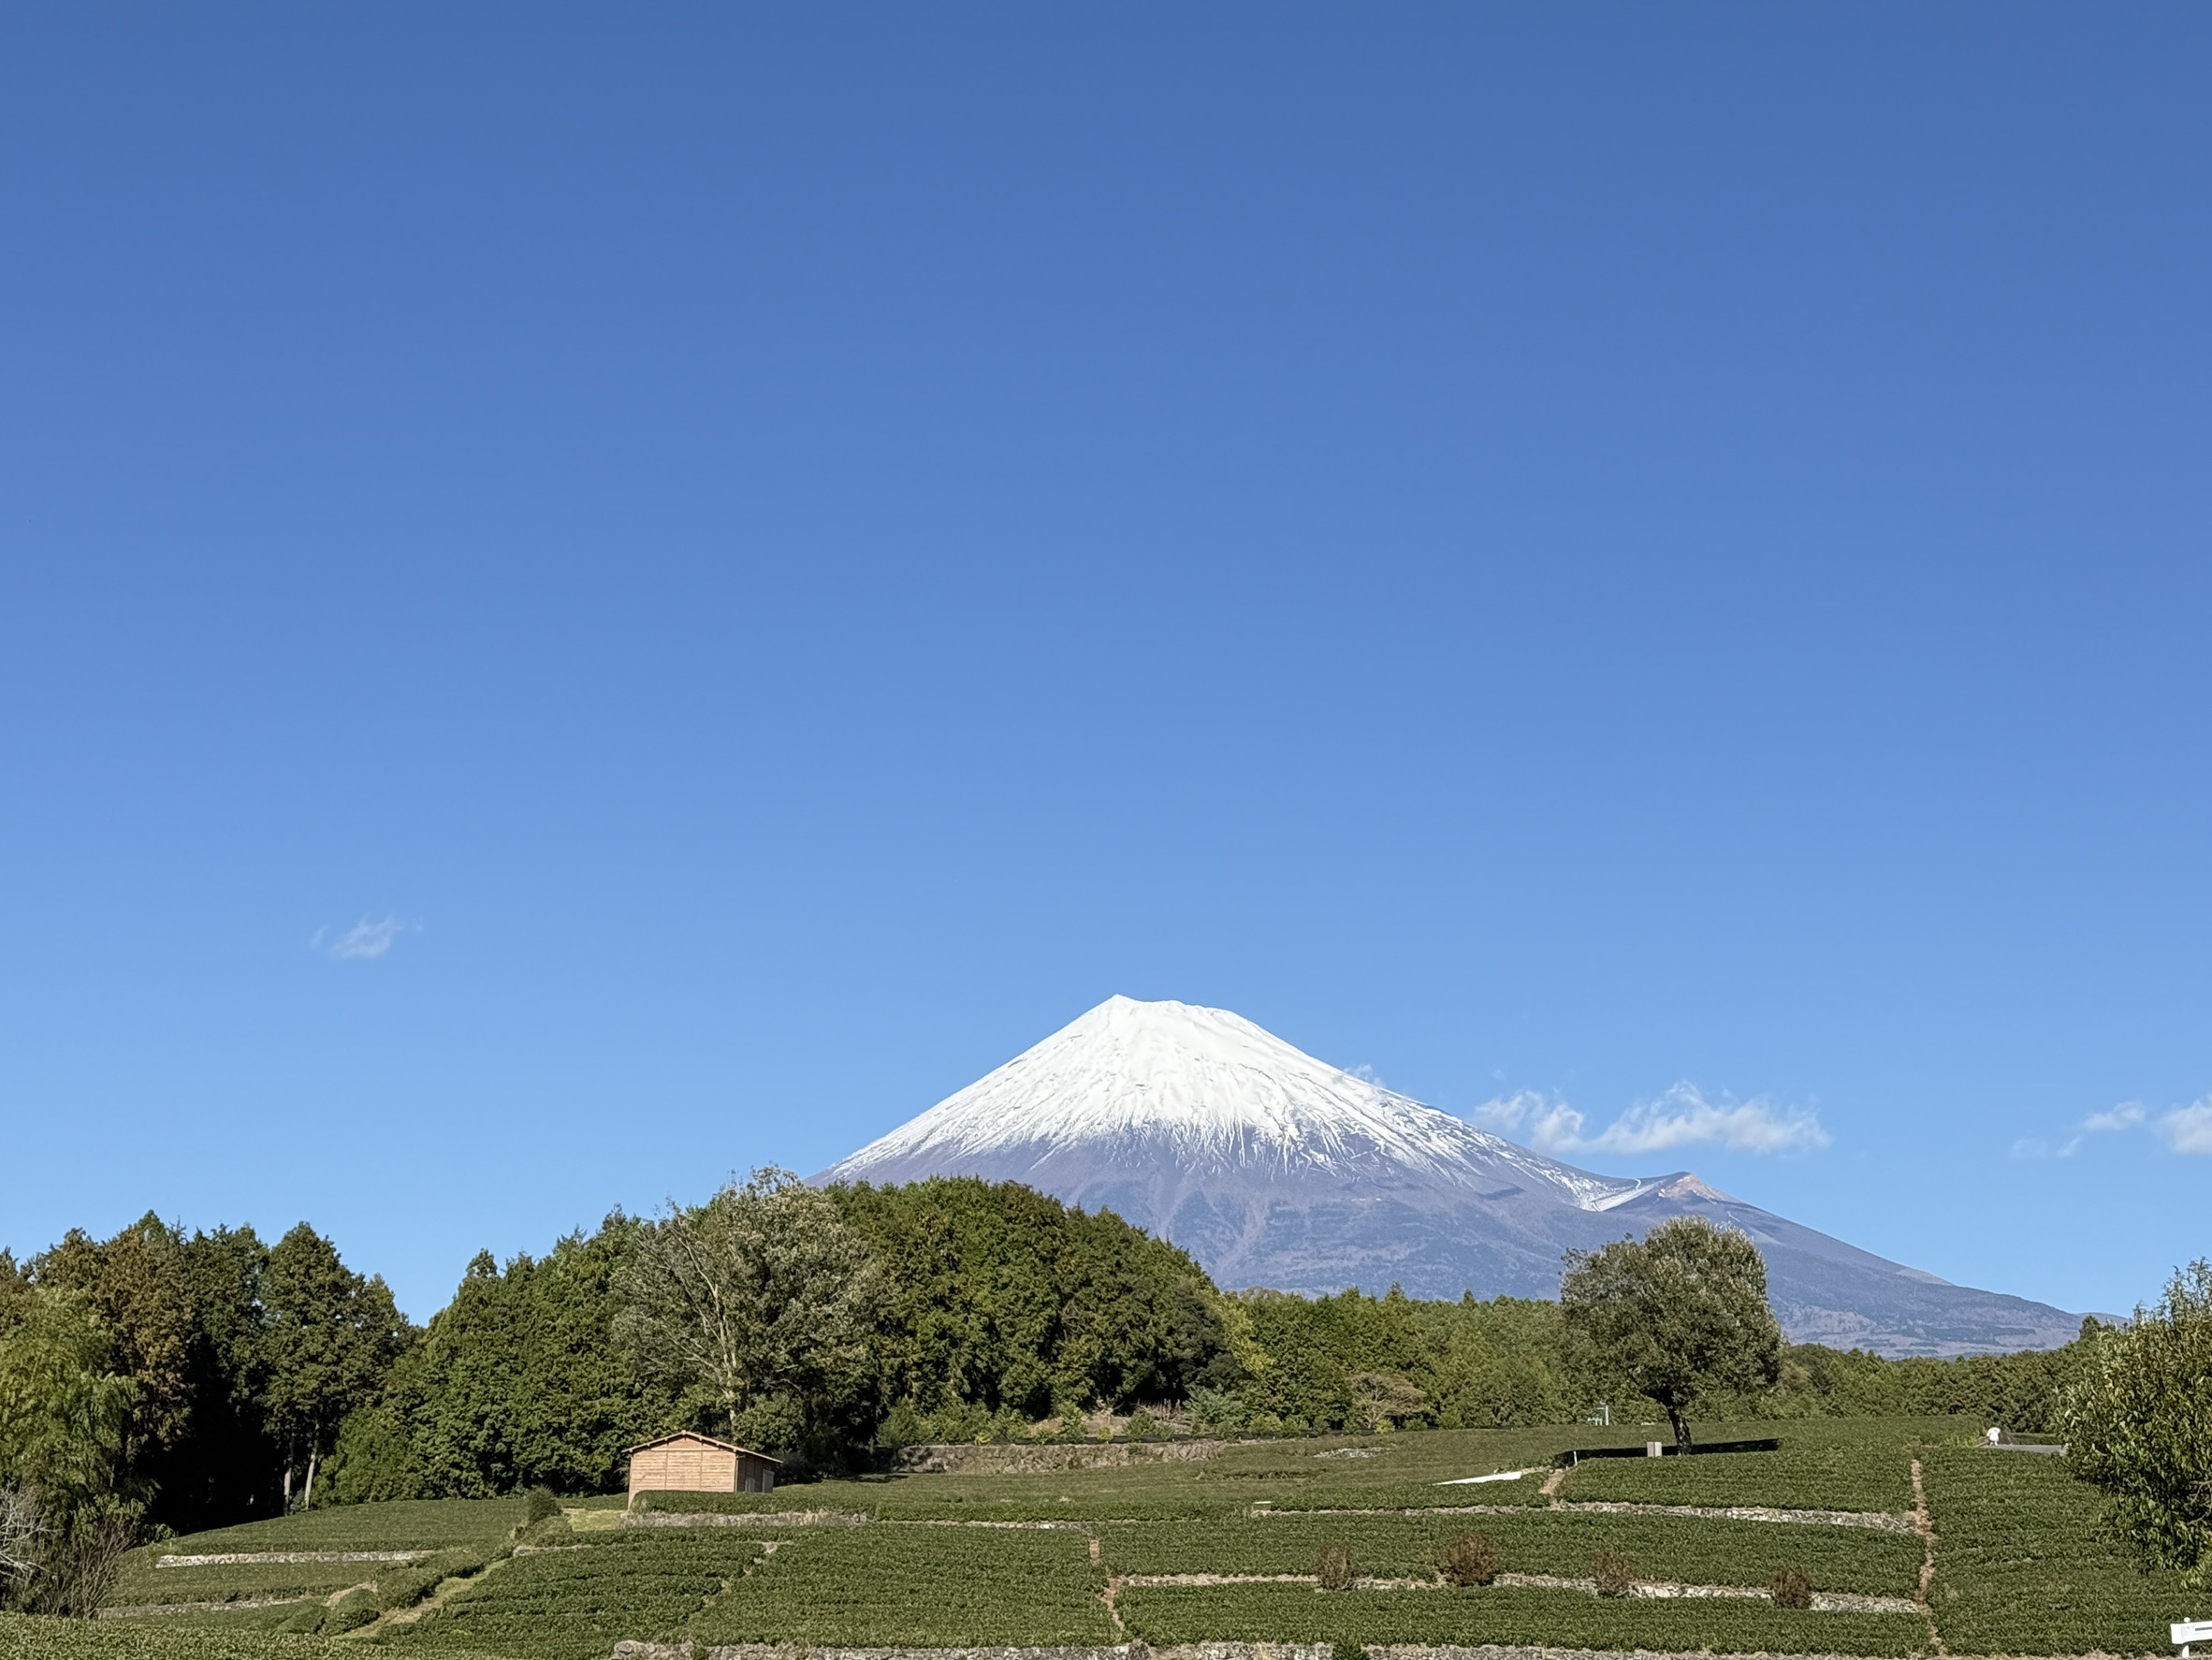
820;996;2081;1358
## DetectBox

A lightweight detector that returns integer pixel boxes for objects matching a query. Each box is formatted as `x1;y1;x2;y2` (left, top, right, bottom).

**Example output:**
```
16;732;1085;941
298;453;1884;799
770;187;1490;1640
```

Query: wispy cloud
313;916;418;961
2014;1097;2212;1158
1474;1084;1827;1157
2155;1099;2212;1155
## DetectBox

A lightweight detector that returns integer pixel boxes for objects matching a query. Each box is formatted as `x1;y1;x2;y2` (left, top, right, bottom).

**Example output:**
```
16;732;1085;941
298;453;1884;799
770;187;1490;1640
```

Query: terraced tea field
10;1417;2190;1660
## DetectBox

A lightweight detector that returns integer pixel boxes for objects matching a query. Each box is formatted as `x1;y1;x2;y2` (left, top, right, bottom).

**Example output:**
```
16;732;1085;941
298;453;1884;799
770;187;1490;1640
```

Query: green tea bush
522;1487;560;1525
1557;1420;1923;1512
380;1531;750;1660
1099;1510;1921;1594
0;1609;518;1660
1114;1581;1924;1653
691;1524;1113;1647
325;1587;381;1633
111;1555;405;1608
1924;1445;2191;1655
277;1602;326;1635
144;1497;527;1558
376;1547;488;1611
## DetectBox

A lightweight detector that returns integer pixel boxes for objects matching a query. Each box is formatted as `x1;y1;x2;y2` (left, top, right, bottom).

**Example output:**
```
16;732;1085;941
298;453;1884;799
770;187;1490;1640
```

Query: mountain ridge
820;995;2082;1358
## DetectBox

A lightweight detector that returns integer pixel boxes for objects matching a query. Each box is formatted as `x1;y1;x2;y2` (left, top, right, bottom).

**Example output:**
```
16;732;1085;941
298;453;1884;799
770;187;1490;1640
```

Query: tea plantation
7;1417;2191;1660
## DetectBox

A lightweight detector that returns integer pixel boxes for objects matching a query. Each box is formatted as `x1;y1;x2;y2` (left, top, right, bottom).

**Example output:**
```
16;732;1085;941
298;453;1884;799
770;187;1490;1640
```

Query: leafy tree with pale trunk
1560;1216;1783;1450
260;1226;407;1510
614;1168;887;1457
2062;1260;2212;1587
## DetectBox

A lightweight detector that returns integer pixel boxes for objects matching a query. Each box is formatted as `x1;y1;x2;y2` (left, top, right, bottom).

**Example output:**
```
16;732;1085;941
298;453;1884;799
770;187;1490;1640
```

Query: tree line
5;1174;2205;1605
0;1217;403;1611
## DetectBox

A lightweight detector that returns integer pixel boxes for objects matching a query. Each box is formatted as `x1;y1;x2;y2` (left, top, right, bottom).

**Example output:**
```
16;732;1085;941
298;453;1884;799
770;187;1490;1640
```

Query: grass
1924;1444;2190;1656
1114;1581;1927;1653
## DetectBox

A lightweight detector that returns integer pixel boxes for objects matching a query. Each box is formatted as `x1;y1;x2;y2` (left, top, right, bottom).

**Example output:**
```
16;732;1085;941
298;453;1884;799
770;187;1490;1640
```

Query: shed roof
624;1430;782;1465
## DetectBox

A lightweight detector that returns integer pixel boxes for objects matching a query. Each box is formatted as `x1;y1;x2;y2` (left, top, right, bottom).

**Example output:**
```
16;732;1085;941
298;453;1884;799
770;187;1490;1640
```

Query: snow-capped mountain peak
822;995;1640;1211
813;994;2087;1356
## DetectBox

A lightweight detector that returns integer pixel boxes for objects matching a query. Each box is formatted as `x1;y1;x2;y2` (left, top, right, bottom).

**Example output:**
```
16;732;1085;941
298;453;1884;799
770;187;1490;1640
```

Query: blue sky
3;6;2206;1324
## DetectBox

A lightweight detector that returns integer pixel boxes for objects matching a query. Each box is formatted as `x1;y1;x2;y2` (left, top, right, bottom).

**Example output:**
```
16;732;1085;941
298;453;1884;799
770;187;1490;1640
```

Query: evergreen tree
261;1225;407;1509
327;1217;674;1500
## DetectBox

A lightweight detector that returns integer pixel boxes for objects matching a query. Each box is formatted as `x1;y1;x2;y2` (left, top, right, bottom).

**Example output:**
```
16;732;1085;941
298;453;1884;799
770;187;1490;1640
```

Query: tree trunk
282;1458;293;1511
1665;1400;1693;1451
301;1446;318;1511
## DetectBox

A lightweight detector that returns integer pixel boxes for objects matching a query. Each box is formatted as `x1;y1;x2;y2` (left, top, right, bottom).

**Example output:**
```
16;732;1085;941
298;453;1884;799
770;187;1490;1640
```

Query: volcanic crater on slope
820;996;2080;1357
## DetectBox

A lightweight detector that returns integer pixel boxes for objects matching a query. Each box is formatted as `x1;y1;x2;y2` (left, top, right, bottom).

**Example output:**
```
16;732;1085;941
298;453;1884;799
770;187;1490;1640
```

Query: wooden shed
625;1432;780;1497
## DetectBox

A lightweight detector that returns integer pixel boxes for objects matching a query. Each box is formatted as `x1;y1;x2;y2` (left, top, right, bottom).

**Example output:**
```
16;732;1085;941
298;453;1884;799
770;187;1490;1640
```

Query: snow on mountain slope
826;995;1639;1209
818;996;2083;1357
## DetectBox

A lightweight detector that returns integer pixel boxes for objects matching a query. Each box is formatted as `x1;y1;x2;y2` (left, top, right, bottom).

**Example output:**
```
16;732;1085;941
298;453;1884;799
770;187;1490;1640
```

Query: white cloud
2155;1099;2212;1156
2079;1104;2147;1136
1474;1083;1826;1157
313;916;418;961
2016;1097;2212;1158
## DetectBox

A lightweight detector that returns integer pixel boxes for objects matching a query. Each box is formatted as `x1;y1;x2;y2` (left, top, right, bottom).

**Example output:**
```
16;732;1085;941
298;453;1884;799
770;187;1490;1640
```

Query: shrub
1768;1565;1812;1609
1590;1550;1640;1597
523;1486;560;1524
1332;1642;1368;1660
326;1587;382;1632
279;1602;327;1635
1316;1542;1355;1592
1124;1410;1168;1442
1440;1529;1501;1587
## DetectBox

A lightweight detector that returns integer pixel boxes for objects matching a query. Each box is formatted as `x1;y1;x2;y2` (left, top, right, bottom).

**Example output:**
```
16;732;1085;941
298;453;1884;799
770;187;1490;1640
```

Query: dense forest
1;1172;2102;1553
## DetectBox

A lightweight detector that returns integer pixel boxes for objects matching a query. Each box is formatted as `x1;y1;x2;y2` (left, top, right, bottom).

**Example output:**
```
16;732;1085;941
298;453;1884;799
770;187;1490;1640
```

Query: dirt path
1910;1457;1947;1656
1090;1536;1127;1638
1540;1467;1568;1499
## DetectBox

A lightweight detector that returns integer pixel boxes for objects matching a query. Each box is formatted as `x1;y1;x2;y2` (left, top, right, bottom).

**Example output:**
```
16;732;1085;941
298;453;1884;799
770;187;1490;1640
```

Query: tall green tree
0;1284;138;1613
615;1169;886;1459
261;1225;407;1509
1560;1216;1783;1449
160;1225;279;1528
327;1216;674;1501
2063;1260;2212;1587
32;1217;195;1491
